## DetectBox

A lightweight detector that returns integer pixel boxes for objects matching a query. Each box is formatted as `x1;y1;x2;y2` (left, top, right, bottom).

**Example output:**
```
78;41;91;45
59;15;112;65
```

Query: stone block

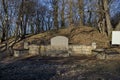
96;53;106;59
14;49;29;57
14;51;20;57
51;36;68;50
92;42;97;50
69;45;93;55
24;42;29;49
29;44;40;55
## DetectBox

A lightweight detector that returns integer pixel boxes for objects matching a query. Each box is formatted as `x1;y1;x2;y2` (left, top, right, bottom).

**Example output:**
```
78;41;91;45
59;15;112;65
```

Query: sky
110;0;120;17
39;0;120;17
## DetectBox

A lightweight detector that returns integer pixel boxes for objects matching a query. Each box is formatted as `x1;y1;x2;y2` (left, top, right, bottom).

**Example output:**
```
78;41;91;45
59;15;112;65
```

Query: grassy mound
13;26;109;49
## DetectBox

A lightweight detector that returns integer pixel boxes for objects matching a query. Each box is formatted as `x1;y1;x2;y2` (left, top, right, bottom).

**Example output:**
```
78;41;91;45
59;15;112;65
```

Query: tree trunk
61;0;65;27
1;29;6;42
115;21;120;30
78;0;84;26
97;0;106;35
103;0;113;37
53;0;59;29
69;0;73;25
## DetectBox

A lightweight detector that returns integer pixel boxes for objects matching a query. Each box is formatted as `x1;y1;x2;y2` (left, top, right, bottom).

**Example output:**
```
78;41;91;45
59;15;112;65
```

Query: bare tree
52;0;59;29
68;0;73;25
17;0;36;39
61;0;65;27
78;0;84;26
0;0;9;42
103;0;113;37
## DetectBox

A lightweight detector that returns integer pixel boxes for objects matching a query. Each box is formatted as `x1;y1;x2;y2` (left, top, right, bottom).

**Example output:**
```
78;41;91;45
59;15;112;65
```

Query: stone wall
29;44;40;55
39;45;69;57
14;49;29;57
24;42;29;49
14;43;96;57
69;45;95;55
38;44;96;56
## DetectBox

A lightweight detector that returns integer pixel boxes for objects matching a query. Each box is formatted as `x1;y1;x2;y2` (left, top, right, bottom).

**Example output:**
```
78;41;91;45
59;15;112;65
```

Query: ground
0;56;120;80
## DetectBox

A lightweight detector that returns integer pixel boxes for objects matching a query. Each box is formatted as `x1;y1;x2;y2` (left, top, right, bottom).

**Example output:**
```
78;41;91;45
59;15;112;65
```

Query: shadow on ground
0;56;120;80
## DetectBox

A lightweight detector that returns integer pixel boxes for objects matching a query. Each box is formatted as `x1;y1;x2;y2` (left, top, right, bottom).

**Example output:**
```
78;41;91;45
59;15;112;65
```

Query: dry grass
13;26;109;49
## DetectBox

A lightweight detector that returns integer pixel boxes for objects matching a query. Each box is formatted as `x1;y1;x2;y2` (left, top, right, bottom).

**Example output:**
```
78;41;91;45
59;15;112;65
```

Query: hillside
13;26;109;49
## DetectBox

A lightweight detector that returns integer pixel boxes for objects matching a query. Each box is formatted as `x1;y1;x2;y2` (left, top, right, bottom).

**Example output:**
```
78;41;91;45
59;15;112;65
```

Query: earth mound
14;26;109;49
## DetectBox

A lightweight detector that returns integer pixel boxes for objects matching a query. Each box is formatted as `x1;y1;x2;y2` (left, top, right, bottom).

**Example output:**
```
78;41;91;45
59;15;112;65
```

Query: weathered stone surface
40;45;46;52
46;45;51;51
46;50;69;57
24;42;29;49
96;53;106;59
92;42;97;49
92;49;106;59
69;45;93;55
14;51;20;57
40;45;48;56
106;54;120;60
51;36;68;50
29;44;40;55
14;49;29;57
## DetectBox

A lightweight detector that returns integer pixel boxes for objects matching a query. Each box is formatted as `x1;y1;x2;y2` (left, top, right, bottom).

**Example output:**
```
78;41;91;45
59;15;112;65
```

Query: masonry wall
69;45;95;55
14;49;29;57
29;44;40;55
38;44;96;56
14;43;96;57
